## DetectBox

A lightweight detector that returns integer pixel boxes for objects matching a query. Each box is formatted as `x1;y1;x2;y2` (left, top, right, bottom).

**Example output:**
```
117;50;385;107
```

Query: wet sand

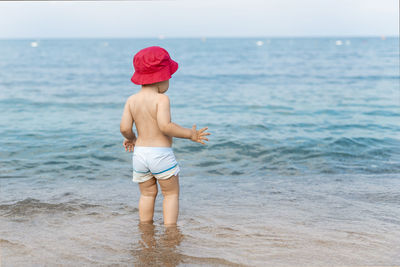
1;174;399;266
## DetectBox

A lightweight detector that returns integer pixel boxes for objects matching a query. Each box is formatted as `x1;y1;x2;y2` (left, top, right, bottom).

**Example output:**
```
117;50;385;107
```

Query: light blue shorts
132;146;180;183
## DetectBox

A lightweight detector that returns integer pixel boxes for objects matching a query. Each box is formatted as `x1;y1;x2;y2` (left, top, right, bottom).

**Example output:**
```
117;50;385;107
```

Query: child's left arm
120;98;136;151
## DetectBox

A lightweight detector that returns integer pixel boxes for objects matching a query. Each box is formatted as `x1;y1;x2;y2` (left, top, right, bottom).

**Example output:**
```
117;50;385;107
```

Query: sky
0;0;398;38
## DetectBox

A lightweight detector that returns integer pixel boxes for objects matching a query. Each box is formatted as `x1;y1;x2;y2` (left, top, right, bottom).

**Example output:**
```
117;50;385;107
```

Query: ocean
0;37;399;266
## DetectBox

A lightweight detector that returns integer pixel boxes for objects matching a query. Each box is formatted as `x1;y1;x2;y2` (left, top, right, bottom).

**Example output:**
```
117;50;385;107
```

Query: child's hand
190;124;210;145
123;138;136;152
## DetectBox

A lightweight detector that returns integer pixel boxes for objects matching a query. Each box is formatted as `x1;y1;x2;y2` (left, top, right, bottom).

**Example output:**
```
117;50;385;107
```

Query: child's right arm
157;94;210;145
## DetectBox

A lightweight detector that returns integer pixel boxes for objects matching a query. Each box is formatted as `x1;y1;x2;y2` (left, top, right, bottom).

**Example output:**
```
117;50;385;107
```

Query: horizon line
0;35;398;40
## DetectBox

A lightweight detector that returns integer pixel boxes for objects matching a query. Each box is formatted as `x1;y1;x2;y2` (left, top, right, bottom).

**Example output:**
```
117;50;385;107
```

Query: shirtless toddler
120;46;210;227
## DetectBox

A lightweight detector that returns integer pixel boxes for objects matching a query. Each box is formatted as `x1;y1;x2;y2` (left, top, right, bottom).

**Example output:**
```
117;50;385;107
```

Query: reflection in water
133;222;184;267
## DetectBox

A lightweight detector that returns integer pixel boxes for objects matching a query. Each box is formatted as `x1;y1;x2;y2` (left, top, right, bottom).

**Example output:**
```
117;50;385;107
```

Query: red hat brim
131;59;178;85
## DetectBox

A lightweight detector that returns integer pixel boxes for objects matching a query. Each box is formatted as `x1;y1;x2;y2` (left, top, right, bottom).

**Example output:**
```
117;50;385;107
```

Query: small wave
244;124;272;131
0;98;121;110
284;122;317;128
179;144;206;153
0;175;27;179
321;123;396;131
312;109;348;116
71;145;87;149
43;160;68;165
231;171;244;175
207;169;224;175
346;192;400;205
118;204;139;213
210;141;257;150
204;137;398;159
363;110;400;117
192;137;400;175
342;75;399;81
91;154;122;162
63;165;86;170
0;238;26;249
0;198;101;218
246;104;293;111
330;137;369;148
182;73;274;82
195;161;223;167
183;72;399;84
102;143;116;148
56;154;87;160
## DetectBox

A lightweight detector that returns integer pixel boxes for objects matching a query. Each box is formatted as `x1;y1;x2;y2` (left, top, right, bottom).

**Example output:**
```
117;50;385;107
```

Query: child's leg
138;177;158;223
158;175;180;226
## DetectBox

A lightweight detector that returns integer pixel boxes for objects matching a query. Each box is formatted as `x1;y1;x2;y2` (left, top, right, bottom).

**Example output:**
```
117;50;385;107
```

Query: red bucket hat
131;46;179;85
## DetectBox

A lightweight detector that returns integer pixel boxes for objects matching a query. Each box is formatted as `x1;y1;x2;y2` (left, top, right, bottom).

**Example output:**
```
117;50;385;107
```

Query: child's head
131;46;178;88
142;79;169;94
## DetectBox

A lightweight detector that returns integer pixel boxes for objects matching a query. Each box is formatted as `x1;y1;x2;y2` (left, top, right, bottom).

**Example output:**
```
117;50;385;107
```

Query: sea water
0;37;399;266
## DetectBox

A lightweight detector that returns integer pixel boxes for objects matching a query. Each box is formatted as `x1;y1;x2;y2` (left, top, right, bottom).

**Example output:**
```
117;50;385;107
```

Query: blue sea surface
0;37;399;266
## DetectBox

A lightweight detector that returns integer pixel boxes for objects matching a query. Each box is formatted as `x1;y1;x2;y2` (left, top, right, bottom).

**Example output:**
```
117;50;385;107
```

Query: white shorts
132;146;180;183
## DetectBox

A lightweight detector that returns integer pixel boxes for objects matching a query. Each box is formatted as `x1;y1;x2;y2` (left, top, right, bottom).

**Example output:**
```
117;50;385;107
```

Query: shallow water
0;37;399;266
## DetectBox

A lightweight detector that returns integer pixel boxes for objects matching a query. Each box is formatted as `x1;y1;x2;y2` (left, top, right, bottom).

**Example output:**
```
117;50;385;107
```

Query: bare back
128;90;172;147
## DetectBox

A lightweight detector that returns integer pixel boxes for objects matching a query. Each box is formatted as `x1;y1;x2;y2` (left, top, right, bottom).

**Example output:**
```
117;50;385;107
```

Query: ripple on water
90;154;122;162
0;198;101;219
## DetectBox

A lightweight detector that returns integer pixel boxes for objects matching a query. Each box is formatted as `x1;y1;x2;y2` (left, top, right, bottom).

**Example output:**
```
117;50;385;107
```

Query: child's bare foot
190;125;210;145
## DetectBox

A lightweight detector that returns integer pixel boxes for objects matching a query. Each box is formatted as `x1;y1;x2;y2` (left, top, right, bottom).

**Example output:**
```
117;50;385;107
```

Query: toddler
120;46;210;227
